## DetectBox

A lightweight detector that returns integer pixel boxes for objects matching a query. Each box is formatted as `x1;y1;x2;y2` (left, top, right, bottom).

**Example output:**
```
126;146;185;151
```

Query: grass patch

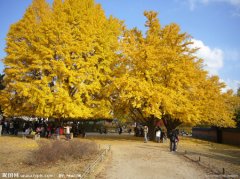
27;140;98;165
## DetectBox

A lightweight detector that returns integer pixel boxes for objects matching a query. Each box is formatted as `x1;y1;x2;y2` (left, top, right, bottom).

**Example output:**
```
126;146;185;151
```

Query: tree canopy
113;11;236;131
0;1;236;131
0;0;122;119
234;87;240;127
0;73;5;119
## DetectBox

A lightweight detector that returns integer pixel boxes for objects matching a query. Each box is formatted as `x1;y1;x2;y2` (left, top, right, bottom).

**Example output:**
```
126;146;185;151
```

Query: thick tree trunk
146;115;156;141
162;114;182;137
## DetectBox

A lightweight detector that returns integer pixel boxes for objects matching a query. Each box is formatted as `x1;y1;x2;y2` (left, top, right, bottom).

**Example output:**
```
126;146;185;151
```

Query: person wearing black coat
169;129;178;152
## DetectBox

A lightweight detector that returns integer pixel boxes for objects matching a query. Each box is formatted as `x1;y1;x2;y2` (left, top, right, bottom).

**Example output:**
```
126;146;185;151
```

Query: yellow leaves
1;0;122;120
114;10;236;128
1;1;236;129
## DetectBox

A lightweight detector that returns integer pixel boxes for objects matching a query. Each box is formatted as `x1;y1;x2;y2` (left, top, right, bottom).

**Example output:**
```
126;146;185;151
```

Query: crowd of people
1;119;21;135
0;119;180;151
134;125;167;143
0;119;86;139
140;125;179;152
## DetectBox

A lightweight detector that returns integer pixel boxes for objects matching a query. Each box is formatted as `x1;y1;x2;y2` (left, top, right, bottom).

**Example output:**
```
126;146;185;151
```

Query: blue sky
0;0;239;91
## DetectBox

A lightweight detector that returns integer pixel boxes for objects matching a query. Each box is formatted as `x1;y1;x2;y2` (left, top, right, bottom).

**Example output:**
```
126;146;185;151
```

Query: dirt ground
0;136;98;179
91;136;207;179
0;134;239;179
89;134;240;179
178;137;240;176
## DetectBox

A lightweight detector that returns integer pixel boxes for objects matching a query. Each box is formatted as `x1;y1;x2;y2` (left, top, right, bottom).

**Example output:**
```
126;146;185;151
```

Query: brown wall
192;128;217;142
222;129;240;146
192;127;240;146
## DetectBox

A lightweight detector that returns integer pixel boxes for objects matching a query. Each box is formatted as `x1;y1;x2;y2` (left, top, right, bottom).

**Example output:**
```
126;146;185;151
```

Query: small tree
0;74;5;120
234;87;240;128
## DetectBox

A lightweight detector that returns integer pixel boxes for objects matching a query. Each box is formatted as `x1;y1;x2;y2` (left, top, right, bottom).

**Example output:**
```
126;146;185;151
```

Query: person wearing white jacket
143;126;148;143
155;127;161;143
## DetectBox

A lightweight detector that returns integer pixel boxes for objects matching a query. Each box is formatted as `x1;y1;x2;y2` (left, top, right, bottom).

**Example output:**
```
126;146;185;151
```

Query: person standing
175;130;179;151
64;125;72;140
81;127;86;137
9;121;14;135
155;127;161;143
46;124;52;138
143;125;148;143
160;130;167;143
118;126;122;135
0;120;2;136
169;129;178;152
55;126;60;140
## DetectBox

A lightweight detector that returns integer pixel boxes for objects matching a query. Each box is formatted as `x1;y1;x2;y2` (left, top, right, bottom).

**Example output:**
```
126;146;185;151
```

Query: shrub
27;140;98;165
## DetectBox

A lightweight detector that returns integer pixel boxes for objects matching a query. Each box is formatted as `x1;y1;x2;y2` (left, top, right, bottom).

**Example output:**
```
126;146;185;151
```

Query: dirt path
94;138;210;179
1;134;237;179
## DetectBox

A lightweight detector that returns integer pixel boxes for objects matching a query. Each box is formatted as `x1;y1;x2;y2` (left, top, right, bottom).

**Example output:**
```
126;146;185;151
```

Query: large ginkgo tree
0;0;122;119
0;1;236;138
113;11;236;138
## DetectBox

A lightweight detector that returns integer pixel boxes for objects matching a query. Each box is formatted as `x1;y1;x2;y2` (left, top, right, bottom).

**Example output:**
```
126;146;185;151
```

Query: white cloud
190;39;224;75
190;40;240;93
221;78;240;93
